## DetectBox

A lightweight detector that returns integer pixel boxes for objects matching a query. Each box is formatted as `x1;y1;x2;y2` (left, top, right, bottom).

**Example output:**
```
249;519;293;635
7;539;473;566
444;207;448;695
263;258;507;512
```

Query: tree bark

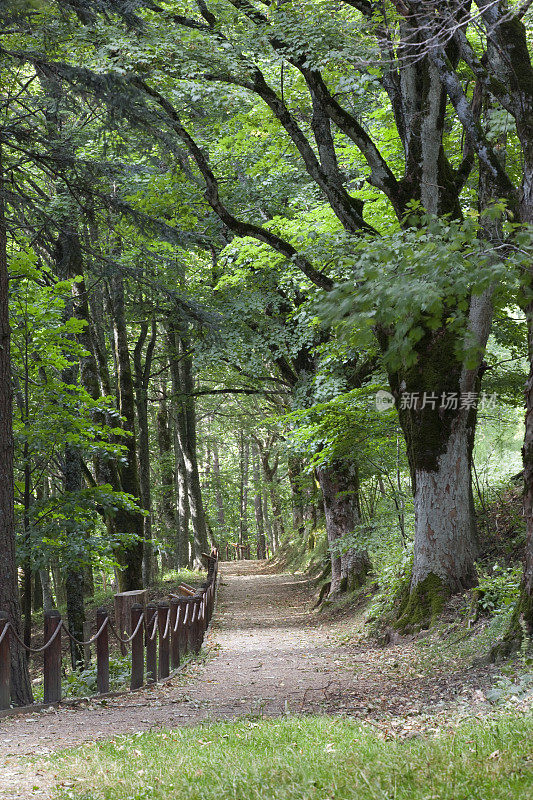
317;460;371;597
262;487;273;556
174;426;190;568
157;382;180;568
55;226;87;669
32;571;43;612
239;432;249;545
72;272;124;556
259;447;285;548
108;275;145;590
51;556;66;608
39;566;54;613
212;441;225;535
166;319;208;569
133;318;157;585
288;455;305;539
252;443;266;559
389;308;492;628
0;148;33;704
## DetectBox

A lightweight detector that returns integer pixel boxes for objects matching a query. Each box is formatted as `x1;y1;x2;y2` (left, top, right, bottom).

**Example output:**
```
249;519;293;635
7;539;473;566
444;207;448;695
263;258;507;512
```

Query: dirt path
0;561;498;798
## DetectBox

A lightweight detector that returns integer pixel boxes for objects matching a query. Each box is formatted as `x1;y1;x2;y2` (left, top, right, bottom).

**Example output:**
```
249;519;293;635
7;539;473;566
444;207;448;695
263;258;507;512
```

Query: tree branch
132;78;335;291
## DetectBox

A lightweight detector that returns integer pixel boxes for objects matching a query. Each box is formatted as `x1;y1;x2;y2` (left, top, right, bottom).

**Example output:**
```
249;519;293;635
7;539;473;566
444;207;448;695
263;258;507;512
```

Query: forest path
0;560;496;799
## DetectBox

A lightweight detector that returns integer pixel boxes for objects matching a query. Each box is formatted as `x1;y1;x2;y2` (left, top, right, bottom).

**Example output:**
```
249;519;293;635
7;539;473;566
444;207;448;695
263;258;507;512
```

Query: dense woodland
0;0;532;709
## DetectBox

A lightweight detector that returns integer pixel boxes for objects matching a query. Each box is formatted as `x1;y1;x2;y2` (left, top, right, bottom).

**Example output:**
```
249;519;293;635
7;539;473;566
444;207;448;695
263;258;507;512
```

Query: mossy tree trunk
516;302;533;643
515;102;533;646
317;460;371;598
390;299;493;628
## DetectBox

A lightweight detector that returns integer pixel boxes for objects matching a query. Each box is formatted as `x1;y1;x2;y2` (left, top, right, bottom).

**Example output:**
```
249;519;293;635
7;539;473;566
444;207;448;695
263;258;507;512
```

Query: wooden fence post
205;585;211;625
179;597;189;657
192;597;202;654
130;603;144;690
96;608;109;695
169;598;180;670
0;612;10;710
145;603;157;684
114;589;148;656
184;598;194;654
199;596;206;646
158;603;170;680
43;610;62;704
208;581;214;622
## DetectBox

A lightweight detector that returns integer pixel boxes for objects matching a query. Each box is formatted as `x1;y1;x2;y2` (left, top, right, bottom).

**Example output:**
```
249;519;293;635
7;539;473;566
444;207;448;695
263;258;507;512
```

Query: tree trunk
65;565;85;670
56;227;87;669
252;444;266;559
262;487;273;556
39;567;54;613
32;571;43;612
259;451;285;548
288;456;306;538
389;318;491;628
21;561;31;654
108;275;145;590
166;319;208;569
51;557;66;608
239;432;249;545
0;148;33;704
304;478;319;540
174;425;190;568
133;318;157;585
72;272;118;501
212;441;225;535
317;461;371;598
83;564;95;598
157;382;180;568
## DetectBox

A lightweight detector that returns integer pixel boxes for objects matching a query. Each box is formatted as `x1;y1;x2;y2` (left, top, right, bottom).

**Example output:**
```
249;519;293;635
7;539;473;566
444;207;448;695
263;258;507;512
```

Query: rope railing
0;550;219;712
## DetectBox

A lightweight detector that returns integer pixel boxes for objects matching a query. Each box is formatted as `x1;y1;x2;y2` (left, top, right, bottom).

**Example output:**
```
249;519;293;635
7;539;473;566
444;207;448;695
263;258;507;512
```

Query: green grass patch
49;713;532;800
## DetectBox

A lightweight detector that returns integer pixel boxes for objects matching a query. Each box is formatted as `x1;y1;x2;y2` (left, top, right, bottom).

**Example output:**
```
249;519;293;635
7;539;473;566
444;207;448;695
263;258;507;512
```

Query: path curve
0;560;496;798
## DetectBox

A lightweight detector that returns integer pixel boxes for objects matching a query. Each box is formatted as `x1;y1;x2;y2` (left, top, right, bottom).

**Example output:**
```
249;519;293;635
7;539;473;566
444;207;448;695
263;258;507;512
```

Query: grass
49;713;532;800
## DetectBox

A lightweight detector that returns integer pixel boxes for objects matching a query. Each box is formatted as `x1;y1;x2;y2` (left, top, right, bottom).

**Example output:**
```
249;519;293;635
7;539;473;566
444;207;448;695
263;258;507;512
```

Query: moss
490;586;533;661
395;573;449;633
340;551;372;593
391;325;471;478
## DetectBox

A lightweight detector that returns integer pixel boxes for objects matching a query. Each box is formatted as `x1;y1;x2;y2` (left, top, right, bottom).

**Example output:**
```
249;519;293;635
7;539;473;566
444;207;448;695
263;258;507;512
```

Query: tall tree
167;317;209;568
0;146;32;705
108;274;145;590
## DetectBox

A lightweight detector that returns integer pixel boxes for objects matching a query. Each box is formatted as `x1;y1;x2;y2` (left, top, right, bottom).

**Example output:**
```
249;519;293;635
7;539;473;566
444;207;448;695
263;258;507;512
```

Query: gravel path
0;560;498;799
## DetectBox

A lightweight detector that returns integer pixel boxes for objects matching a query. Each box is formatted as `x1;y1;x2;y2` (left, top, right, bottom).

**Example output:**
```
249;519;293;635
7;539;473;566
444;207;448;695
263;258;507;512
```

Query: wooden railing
0;552;218;712
225;543;251;560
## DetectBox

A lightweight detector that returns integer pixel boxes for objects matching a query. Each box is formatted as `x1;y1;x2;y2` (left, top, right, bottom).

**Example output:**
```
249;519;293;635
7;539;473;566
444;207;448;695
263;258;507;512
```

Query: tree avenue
0;0;531;705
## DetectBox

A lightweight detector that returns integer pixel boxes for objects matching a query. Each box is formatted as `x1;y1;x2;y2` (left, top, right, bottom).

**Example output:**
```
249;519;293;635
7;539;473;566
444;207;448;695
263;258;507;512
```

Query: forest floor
0;560;526;799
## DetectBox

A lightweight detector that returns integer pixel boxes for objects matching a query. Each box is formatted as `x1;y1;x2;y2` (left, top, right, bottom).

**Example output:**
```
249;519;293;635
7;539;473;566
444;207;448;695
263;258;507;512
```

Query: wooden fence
0;553;218;712
225;543;251;560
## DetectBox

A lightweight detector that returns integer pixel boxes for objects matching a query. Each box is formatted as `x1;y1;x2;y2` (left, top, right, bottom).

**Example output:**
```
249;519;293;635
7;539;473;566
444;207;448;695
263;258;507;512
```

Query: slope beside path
0;560;497;799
